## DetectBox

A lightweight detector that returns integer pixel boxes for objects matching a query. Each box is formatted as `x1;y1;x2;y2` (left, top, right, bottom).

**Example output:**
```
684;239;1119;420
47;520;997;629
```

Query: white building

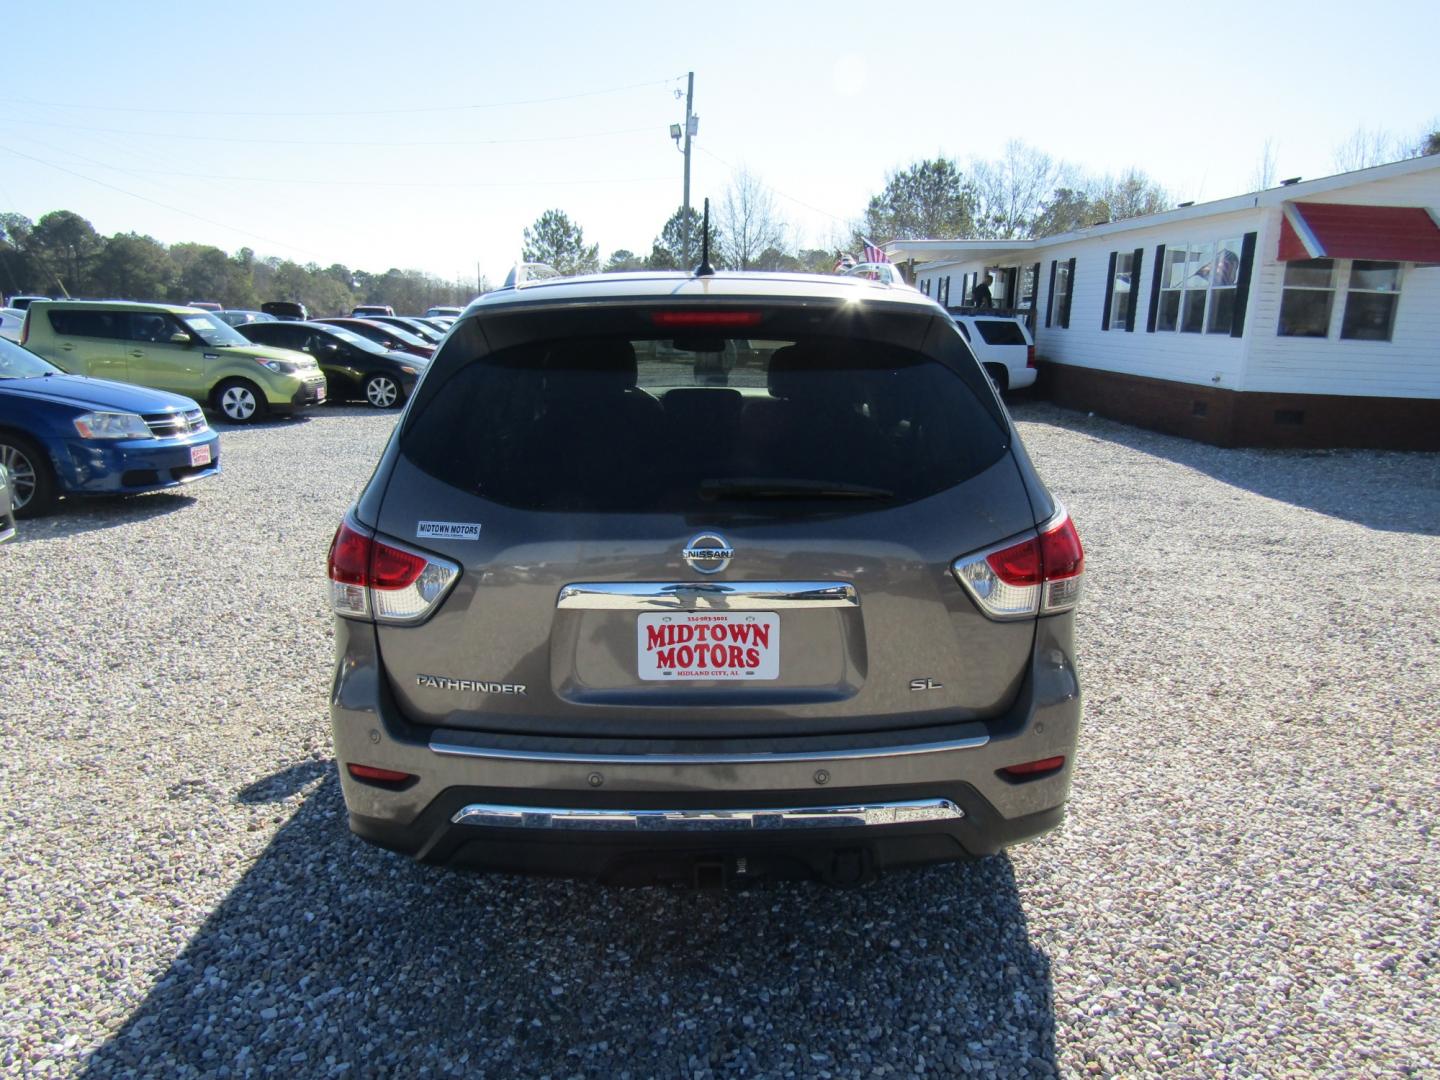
890;155;1440;449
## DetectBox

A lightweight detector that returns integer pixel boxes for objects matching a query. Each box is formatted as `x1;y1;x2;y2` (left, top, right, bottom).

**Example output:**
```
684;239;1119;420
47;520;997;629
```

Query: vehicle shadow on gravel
81;769;1057;1078
1013;401;1440;535
12;491;198;543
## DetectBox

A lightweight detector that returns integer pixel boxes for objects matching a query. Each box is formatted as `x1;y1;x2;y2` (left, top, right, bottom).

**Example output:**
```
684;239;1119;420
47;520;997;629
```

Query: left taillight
951;507;1084;620
1026;344;1036;369
327;515;459;624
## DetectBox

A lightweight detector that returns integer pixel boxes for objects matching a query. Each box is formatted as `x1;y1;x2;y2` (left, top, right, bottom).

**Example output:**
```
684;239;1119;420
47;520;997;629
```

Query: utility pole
682;71;694;267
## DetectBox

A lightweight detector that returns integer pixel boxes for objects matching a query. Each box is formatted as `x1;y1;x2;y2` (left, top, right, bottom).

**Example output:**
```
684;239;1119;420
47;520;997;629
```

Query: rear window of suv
403;326;1008;514
973;320;1028;346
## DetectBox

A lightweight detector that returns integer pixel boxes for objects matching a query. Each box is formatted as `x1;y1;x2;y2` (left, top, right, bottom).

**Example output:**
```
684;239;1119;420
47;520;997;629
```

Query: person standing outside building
972;272;993;308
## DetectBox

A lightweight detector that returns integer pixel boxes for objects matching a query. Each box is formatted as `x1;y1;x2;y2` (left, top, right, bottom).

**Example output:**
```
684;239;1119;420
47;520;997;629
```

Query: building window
1341;261;1401;341
1277;259;1335;337
1052;262;1070;328
1156;238;1241;333
1108;251;1133;330
1204;239;1243;334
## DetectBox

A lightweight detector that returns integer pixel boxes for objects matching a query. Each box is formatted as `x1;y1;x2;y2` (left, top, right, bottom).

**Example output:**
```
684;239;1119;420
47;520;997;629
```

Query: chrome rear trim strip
451;798;963;831
556;581;858;611
428;733;988;765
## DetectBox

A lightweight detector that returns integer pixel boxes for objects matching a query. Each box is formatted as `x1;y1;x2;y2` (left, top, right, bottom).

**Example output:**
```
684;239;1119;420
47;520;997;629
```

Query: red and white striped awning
1278;202;1440;262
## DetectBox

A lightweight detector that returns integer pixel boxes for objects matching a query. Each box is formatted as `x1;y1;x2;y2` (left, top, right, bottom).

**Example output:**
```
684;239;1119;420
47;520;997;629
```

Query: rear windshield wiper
699;478;895;501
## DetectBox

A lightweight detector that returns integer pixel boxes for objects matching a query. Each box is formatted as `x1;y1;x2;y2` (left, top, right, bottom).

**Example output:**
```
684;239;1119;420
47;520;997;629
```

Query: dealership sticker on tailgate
416;520;481;540
637;612;779;680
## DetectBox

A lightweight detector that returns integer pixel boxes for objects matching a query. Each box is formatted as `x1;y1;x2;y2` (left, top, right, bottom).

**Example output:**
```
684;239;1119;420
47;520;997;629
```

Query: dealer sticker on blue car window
417;520;481;541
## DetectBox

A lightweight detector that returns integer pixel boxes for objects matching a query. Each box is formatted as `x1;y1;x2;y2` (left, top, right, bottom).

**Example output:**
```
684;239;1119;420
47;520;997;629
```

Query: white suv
949;314;1036;391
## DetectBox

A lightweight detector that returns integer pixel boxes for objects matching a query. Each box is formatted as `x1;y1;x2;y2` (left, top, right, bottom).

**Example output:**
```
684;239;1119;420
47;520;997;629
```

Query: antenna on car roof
694;198;715;277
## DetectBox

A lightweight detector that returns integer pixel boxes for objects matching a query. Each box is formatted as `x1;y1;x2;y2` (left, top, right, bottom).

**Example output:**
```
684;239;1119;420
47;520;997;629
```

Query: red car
315;318;434;359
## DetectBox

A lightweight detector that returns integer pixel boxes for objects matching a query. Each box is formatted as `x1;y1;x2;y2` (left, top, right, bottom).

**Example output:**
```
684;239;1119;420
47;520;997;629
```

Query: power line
11;76;686;119
3;131;674;193
0;116;660;149
696;145;851;226
0;143;327;260
6;135;674;190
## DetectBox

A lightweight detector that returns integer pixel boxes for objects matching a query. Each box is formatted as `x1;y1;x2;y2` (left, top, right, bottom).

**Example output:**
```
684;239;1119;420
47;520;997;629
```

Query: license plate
314;383;326;402
189;444;212;467
637;612;779;681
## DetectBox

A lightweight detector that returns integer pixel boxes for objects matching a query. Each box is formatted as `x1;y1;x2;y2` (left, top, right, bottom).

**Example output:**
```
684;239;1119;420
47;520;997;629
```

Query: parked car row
237;321;424;408
21;301;329;423
12;298;454;421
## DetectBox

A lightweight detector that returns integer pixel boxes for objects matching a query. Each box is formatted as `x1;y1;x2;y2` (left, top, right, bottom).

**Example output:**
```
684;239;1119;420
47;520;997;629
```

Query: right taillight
952;507;1084;620
327;515;459;624
1026;344;1036;369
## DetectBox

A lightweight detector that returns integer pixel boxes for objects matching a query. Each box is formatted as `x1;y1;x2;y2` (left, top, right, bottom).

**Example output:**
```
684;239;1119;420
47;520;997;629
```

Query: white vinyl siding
1245;178;1440;398
902;156;1440;400
1027;211;1256;389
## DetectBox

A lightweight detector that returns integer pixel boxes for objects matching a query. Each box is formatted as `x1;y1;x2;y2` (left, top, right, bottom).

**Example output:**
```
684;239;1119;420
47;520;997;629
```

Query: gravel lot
1;400;1437;1078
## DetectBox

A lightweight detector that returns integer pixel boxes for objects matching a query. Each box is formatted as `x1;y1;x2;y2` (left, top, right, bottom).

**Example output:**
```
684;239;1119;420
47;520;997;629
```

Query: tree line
523;143;1183;276
11;129;1436;304
522;167;842;277
0;210;477;314
526;129;1440;274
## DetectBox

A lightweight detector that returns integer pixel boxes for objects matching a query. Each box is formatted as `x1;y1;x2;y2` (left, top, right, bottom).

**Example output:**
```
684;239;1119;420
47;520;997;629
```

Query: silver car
326;270;1084;884
0;463;14;542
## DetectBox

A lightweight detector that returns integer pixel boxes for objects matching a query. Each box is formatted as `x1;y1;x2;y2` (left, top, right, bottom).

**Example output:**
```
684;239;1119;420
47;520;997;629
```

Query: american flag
862;239;890;264
834;253;856;273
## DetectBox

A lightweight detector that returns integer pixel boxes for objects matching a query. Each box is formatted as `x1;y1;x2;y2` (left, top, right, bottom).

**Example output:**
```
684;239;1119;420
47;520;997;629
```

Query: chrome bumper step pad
451;798;963;832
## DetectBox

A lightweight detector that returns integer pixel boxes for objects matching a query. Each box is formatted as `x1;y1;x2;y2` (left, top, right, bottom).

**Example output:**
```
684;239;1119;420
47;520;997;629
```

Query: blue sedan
0;336;220;516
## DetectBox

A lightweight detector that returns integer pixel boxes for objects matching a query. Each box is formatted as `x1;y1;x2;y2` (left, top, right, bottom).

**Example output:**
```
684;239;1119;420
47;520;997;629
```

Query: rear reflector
1001;756;1066;778
327;515;460;624
951;507;1084;620
347;763;417;784
651;310;762;328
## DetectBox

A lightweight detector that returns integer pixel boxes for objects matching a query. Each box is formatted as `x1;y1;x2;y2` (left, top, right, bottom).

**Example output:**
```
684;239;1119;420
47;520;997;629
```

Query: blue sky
3;0;1434;285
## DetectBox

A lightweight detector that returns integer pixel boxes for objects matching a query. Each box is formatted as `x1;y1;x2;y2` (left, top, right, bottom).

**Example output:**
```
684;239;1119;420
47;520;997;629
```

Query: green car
22;301;328;423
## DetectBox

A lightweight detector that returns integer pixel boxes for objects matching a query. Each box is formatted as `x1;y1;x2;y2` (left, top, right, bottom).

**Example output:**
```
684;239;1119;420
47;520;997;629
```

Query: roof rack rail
501;262;562;290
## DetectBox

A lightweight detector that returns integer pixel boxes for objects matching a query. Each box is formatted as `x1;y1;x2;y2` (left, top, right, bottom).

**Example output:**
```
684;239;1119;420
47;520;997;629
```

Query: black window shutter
1030;262;1041;331
1045;260;1057;327
1146;244;1166;332
1101;251;1118;330
1126;247;1143;331
1230;232;1258;338
1060;257;1076;328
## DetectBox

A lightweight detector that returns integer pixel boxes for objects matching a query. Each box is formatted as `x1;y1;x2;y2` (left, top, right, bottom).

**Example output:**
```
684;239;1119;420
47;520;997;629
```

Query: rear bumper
330;617;1081;882
1008;366;1038;390
55;431;221;495
349;785;1065;884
